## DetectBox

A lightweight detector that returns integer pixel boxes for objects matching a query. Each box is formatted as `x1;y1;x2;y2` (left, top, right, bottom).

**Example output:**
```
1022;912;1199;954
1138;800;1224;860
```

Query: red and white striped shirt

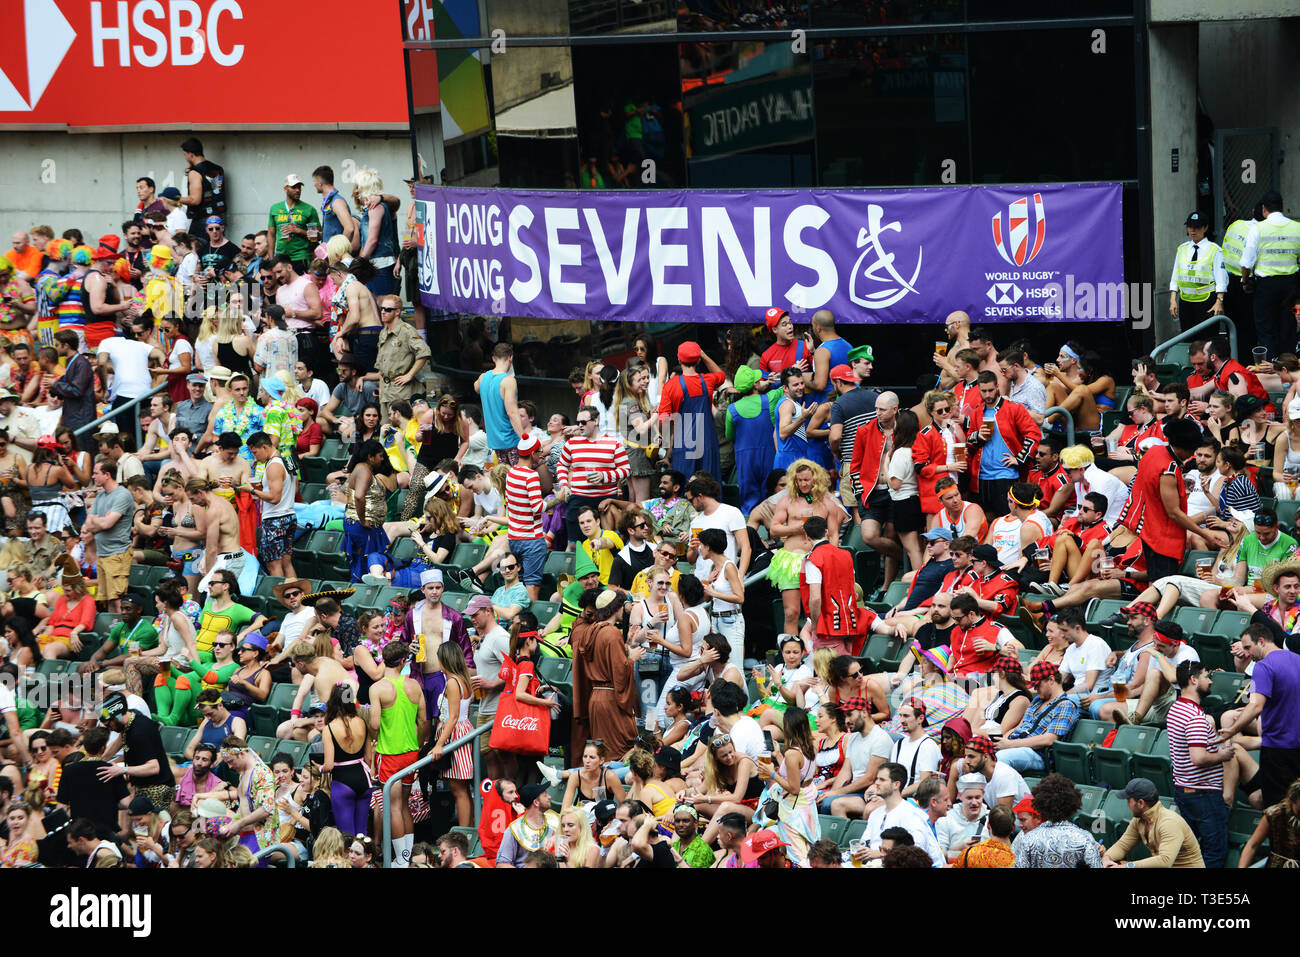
1166;696;1223;791
555;435;630;499
504;465;544;540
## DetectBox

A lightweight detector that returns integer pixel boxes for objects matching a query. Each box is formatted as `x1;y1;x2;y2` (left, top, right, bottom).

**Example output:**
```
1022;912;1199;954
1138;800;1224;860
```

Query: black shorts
1118;579;1141;602
890;495;925;534
1142;542;1181;584
860;487;893;526
1248;747;1300;807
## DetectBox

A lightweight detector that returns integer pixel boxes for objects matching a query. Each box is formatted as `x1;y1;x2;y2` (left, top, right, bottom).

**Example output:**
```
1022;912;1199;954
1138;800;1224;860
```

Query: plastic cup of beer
1253;347;1268;368
935;341;949;357
954;442;966;465
1105;436;1119;454
1196;557;1213;580
1091;433;1106;451
1035;546;1051;571
1112;681;1128;703
848;839;868;867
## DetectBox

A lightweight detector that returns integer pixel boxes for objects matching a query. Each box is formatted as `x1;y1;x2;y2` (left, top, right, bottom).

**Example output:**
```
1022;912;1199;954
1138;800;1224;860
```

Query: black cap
519;782;549;807
971;544;1002;568
1123;778;1159;803
654;745;683;773
1185;211;1206;227
128;794;157;815
592;799;618;825
99;692;128;722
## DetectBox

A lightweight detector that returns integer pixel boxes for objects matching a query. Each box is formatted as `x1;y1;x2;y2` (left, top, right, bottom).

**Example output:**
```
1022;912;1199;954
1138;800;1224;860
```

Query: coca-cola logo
502;714;539;732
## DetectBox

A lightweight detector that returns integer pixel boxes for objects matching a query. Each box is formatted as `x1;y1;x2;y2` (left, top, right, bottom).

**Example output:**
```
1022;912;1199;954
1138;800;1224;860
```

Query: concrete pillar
1148;22;1199;345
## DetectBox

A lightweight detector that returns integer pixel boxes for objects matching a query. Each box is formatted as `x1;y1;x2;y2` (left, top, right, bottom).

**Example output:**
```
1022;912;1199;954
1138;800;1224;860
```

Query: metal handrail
73;381;169;451
381;720;490;868
1150;315;1237;363
1042;405;1076;446
252;842;299;867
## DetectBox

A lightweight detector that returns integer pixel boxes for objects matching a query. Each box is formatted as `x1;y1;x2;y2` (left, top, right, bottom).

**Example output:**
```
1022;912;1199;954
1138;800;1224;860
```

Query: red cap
92;235;121;260
764;307;788;330
994;653;1022;676
967;735;997;757
1121;601;1158;621
677;341;702;364
1013;796;1038;815
840;696;869;713
740;829;788;864
829;364;856;383
1028;661;1059;686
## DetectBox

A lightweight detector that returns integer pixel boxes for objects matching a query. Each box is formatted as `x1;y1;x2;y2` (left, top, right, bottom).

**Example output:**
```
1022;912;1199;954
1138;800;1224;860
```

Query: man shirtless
278;638;358;740
200;431;252;492
769;462;845;544
404;569;475;720
189;477;244;591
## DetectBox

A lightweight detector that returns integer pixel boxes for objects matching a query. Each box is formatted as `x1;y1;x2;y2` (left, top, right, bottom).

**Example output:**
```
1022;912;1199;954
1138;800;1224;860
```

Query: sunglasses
380;306;400;313
710;734;732;749
212;641;233;648
282;590;302;598
632;522;648;529
576;419;592;426
586;739;604;747
500;563;518;571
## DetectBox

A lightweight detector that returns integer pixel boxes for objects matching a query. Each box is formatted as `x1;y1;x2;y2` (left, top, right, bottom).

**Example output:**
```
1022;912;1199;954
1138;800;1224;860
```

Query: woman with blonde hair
195;305;221;371
354;169;400;298
613;361;656;502
32;556;94;660
558;807;600;868
429;641;476;826
214;305;255;380
192;837;226;869
309;827;352;867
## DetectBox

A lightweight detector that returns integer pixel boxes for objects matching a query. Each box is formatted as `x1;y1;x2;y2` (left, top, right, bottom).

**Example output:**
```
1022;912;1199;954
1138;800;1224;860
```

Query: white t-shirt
169;337;193;373
279;607;315;648
936;807;989;855
845;724;894;781
1060;635;1112;693
0;682;14;714
305;378;332;409
864;800;944;866
890;734;941;785
984;760;1032;808
98;337;156;399
887;447;918;501
728;714;765;761
692;503;746;565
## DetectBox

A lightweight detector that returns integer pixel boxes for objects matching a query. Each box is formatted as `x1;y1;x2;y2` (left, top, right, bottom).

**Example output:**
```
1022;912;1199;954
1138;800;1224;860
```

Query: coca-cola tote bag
490;657;551;755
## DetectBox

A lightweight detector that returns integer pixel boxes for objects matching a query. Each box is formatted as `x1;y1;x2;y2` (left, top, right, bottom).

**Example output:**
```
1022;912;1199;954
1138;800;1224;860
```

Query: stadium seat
1177;550;1217;578
94;612;119;636
342;584;381;614
37;659;72;676
266;683;301;725
248;735;279;764
1227;806;1262;846
818;815;849;847
389;536;422;568
1068;719;1113;747
248;701;278;737
843;818;867;846
299;456;330;485
1210;670;1249;704
1072;784;1107;830
1092;725;1161;791
299;482;327;504
450;826;483;858
1170;607;1217;638
1274;500;1300;531
1085;599;1125;630
1191;634;1232;671
1130;752;1174;797
278;739;312;768
862;634;903;666
881;580;909;608
320;438;346;460
530;600;561;625
1051;741;1093;786
537;657;573;695
450;542;487;568
1210;610;1251;639
543;550;576;580
160;725;196;759
443;592;471;613
1098;790;1133;845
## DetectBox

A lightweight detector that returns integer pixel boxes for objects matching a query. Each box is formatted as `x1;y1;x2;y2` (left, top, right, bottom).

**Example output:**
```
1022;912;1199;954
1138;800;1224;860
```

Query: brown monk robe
571;590;645;762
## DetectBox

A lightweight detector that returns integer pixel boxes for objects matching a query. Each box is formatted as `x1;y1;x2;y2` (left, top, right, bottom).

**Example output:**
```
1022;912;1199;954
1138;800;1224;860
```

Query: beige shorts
477;708;495;754
97;550;131;600
1152;574;1217;607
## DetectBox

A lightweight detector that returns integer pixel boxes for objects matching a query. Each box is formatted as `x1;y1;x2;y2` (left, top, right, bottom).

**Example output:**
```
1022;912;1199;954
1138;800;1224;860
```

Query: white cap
1287;398;1300;421
283;173;304;188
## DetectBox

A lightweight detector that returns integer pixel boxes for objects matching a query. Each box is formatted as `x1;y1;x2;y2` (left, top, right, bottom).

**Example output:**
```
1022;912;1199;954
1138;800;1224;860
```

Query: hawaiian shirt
213;399;266;463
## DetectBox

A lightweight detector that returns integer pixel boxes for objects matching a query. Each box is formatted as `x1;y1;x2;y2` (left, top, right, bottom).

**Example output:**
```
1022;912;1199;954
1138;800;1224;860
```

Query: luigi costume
725;365;780;514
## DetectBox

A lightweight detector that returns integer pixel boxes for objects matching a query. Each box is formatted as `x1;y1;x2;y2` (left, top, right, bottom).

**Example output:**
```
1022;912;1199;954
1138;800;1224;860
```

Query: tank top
479;369;518;450
812;337;850;402
375;675;420;755
215;339;254;379
55;273;86;328
988;510;1051;566
200;711;239;749
187;160;227;230
665;603;707;671
983;688;1029;726
262;456;296;519
277;274;314;331
359;201;398;266
813;733;846;786
710;560;740;614
438;676;472;725
320;188;352;243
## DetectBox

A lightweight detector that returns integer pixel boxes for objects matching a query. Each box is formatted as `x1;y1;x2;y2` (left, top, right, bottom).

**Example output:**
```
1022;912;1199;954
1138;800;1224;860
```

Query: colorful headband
672;803;700;821
1010;487;1041;508
1060;344;1080;361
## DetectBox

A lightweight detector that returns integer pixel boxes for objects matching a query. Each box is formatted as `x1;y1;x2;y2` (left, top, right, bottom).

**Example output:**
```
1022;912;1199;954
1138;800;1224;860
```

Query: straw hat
1260;558;1300;596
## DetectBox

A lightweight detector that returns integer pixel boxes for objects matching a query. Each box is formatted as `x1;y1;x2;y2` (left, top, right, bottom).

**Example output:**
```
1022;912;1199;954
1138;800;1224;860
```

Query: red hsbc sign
0;0;410;128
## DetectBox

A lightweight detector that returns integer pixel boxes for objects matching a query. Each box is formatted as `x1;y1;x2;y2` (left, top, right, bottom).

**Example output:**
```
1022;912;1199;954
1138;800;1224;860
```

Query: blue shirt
492;582;531;619
980;408;1018;480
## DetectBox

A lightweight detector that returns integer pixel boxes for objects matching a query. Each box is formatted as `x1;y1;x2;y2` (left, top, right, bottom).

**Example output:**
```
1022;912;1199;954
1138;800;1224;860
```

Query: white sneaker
536;761;562;787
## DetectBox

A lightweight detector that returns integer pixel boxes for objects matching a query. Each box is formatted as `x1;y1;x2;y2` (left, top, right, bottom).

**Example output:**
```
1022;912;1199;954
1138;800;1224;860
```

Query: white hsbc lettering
91;0;245;68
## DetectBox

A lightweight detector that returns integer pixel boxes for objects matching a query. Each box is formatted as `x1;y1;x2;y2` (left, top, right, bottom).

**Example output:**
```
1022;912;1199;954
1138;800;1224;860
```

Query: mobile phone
762;731;775;753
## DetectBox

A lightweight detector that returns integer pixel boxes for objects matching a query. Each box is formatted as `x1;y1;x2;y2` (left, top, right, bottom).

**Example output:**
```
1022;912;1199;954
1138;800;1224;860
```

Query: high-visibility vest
1174;241;1218;302
1255;218;1300;277
1222;219;1252;276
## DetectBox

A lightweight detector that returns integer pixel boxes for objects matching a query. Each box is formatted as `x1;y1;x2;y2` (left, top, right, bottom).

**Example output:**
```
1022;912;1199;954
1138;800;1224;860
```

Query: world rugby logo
502;714;539;732
992;193;1046;267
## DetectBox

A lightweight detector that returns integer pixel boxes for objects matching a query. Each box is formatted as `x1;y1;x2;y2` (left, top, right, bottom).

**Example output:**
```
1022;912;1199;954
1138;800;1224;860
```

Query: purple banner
414;182;1124;323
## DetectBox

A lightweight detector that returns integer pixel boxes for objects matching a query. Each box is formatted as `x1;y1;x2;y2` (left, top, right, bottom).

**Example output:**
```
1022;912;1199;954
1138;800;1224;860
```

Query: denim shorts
509;536;547;586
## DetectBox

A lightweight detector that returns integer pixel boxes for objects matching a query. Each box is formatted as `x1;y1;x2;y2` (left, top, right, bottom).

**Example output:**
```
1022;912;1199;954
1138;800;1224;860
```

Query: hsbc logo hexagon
0;0;76;112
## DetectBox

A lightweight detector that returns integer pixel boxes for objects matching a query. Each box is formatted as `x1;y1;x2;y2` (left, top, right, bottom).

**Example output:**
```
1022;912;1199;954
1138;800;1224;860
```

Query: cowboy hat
272;579;313;606
1260;557;1300;596
301;587;356;607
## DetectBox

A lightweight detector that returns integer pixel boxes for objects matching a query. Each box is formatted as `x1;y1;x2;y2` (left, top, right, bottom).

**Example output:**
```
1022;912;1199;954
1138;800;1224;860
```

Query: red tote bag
489;658;551;755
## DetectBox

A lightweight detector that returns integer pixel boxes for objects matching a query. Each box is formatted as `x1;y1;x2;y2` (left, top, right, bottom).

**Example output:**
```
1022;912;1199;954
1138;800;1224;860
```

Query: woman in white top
1272;397;1300;500
887;409;924;575
697;527;745;672
155;582;199;667
648;575;709;732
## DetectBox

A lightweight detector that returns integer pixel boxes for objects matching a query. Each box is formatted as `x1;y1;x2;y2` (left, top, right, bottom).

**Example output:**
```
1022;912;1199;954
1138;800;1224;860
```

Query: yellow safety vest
1255;218;1300;277
1221;220;1252;276
1174;241;1218;302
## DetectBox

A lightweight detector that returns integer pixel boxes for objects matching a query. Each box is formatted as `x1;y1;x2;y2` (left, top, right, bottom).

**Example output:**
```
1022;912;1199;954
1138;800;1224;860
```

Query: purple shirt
401;600;473;669
1252;649;1300;748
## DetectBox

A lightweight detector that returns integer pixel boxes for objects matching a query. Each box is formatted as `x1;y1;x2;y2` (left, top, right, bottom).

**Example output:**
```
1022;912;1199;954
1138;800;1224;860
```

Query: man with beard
871;591;958;696
176;741;225;809
950;734;1032;809
1087;602;1160;722
824;695;893;818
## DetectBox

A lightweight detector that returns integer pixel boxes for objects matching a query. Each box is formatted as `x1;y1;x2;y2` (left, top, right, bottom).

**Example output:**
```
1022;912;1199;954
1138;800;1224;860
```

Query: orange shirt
950;838;1015;868
5;246;44;278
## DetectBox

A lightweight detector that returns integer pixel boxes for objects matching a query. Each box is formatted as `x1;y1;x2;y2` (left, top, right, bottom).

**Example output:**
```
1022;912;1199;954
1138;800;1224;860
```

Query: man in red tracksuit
948;591;1021;679
800;515;860;656
965;372;1040;519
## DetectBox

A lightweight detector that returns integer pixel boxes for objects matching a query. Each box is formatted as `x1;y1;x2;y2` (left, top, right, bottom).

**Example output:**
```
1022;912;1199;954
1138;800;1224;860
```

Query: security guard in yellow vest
1241;190;1300;357
1222;204;1261;344
1168;210;1227;333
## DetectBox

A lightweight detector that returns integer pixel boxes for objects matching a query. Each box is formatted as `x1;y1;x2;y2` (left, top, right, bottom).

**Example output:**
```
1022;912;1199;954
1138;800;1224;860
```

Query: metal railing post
1150;315;1237;364
1042;406;1076;446
252;843;298;867
73;381;169;450
381;721;491;868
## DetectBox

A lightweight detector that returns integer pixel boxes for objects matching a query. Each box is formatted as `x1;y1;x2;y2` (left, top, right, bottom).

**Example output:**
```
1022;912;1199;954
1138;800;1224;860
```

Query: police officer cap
1184;211;1206;227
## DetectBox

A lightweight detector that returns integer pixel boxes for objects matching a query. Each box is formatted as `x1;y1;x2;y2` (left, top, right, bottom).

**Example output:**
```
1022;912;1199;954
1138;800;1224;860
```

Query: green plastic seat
37;658;71;676
543;550;576;579
299;482;327;504
1177;549;1217;577
390;536;422;568
1051;742;1093;786
450;542;487;569
443;592;471;613
1228;806;1262;846
1067;719;1113;746
278;739;312;768
843;818;867;846
537;657;573;694
160;725;196;759
530;600;560;624
861;634;903;664
1191;634;1232;671
1210;670;1250;704
247;735;280;764
1170;606;1218;638
818;815;849;847
266;683;301;724
1130;753;1174;797
450;825;482;858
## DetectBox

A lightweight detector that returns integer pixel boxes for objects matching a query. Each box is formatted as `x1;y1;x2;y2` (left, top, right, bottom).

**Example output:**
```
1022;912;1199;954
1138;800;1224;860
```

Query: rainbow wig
71;245;94;266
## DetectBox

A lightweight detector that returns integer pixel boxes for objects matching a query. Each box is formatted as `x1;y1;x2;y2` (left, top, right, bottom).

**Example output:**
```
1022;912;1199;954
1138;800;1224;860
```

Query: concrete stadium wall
0;130;419;244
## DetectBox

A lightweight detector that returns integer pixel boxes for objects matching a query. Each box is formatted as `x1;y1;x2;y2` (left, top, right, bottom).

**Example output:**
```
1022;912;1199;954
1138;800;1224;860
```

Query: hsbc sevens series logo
848;204;923;310
992;193;1046;267
0;0;75;111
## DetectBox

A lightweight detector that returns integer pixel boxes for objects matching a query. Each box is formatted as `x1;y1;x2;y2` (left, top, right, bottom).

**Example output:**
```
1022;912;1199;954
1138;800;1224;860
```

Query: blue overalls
670;374;721;481
729;393;776;514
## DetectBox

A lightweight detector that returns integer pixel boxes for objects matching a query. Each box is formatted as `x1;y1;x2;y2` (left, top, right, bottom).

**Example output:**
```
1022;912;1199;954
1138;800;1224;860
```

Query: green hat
575;549;599;580
733;365;761;394
847;344;874;363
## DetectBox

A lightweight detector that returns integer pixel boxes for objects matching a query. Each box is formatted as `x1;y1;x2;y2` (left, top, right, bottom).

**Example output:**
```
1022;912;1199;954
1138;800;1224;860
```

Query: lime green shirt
107;619;159;656
375;676;421;755
1239;532;1297;585
268;200;322;262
